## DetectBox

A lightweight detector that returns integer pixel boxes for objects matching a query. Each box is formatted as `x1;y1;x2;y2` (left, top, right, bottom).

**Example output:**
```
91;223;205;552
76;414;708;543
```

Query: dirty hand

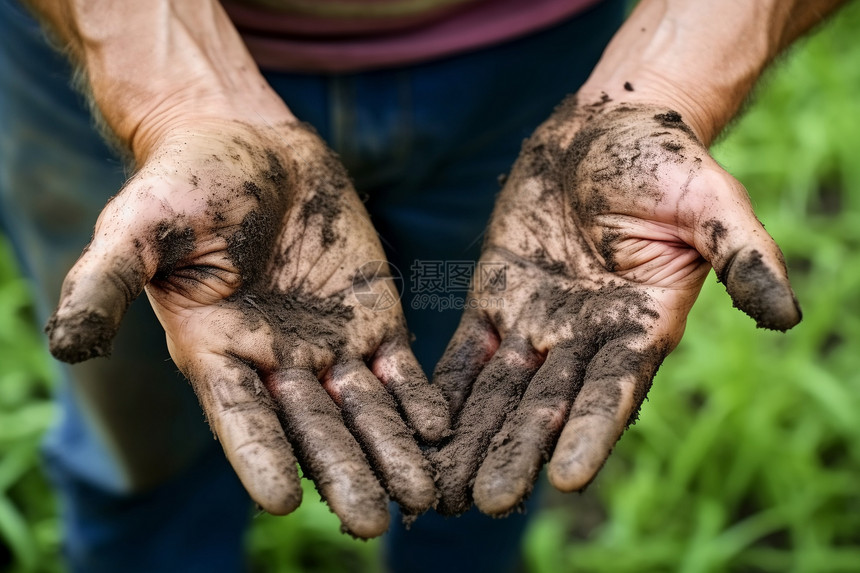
432;96;801;516
46;119;448;537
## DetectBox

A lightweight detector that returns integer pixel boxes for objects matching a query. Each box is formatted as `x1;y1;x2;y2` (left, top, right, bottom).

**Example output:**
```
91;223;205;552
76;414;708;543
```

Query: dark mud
654;111;698;141
625;344;669;425
723;249;802;331
338;384;437;515
432;314;499;420
235;289;354;364
296;136;349;249
267;140;352;276
45;308;118;363
432;342;542;516
226;209;278;285
153;221;195;279
471;347;590;516
434;280;664;514
187;358;302;515
225;149;290;287
598;230;621;272
703;218;728;256
267;368;390;538
573;342;668;429
564;124;606;189
374;351;451;443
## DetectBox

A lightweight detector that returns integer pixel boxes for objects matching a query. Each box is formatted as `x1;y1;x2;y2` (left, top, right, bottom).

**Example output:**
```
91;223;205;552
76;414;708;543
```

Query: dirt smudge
703;218;728;257
45;308;118;363
724;249;801;331
153;221;195;279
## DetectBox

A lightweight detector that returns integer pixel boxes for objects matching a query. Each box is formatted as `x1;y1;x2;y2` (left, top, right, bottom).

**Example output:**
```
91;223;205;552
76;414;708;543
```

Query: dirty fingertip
373;348;451;443
46;236;151;364
45;309;118;363
429;448;473;516
547;457;592;493
315;458;390;538
249;476;302;516
228;437;303;517
255;493;302;517
227;436;303;516
548;418;613;492
547;452;598;493
410;391;451;443
313;466;391;539
336;494;391;538
473;472;528;516
722;247;802;331
395;380;450;444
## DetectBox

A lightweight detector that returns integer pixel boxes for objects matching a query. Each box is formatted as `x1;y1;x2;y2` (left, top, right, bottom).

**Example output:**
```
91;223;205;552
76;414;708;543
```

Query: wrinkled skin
45;120;448;538
432;97;801;516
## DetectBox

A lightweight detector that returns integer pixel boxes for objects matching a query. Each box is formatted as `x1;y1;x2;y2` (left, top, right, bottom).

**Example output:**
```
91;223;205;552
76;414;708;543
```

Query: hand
431;96;801;516
46;118;448;538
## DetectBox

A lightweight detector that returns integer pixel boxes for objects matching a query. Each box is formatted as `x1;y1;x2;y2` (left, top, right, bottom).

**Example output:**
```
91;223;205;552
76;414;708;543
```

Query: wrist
95;74;295;163
69;0;292;159
578;0;805;147
579;70;725;147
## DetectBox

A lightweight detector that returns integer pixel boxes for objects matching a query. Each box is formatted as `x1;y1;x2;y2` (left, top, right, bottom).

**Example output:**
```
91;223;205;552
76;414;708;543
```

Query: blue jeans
0;0;623;571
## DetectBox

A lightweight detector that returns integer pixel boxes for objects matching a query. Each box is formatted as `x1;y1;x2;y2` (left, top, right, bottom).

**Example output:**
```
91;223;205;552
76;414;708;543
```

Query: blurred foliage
2;2;860;572
246;475;382;573
0;239;61;573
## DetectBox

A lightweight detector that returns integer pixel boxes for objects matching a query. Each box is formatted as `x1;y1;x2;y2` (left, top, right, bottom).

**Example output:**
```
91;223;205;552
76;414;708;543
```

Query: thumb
46;184;190;362
688;169;801;332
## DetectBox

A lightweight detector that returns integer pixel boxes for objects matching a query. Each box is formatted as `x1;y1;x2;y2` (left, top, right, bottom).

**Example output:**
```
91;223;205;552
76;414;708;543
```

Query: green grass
2;3;860;571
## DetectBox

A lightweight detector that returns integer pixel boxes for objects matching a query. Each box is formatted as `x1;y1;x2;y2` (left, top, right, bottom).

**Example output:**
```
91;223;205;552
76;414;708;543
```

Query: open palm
47;119;447;537
432;98;801;516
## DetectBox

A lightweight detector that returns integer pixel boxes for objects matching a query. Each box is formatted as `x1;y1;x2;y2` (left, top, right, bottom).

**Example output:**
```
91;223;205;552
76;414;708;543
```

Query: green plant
0;237;61;573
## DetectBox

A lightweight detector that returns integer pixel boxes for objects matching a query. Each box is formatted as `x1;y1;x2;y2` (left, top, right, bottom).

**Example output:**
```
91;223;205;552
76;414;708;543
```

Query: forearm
24;0;292;158
580;0;846;145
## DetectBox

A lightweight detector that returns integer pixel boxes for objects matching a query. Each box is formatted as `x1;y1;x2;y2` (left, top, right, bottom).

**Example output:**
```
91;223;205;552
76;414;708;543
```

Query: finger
266;367;390;538
432;309;499;420
473;345;590;516
433;337;542;516
185;353;302;515
46;187;194;363
372;340;450;443
688;169;801;331
548;339;666;492
325;361;437;515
